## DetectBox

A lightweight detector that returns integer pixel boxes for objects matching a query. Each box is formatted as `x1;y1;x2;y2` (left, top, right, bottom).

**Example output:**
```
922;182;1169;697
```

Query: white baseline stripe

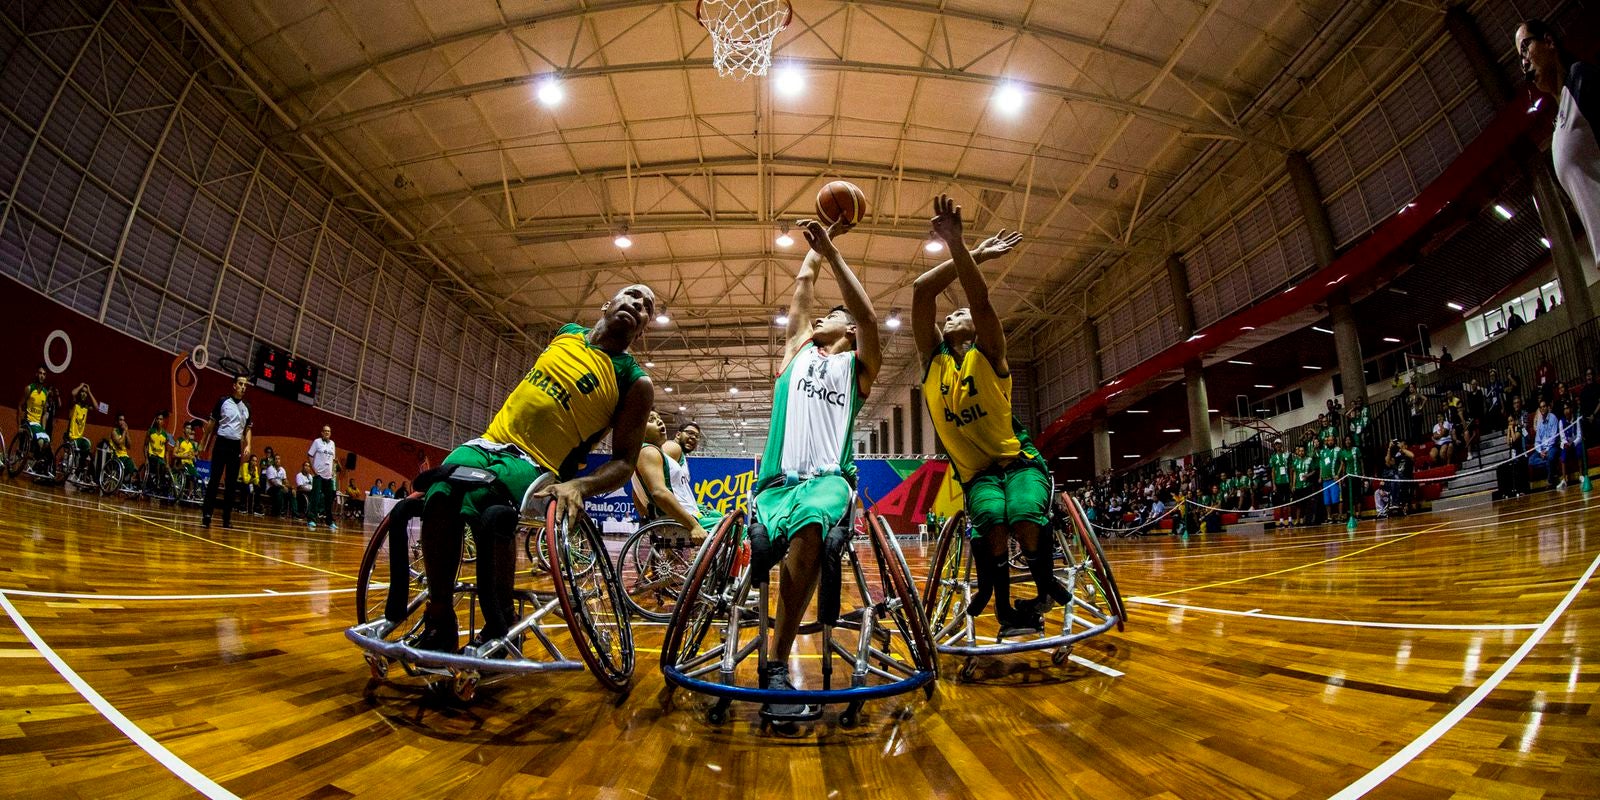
1067;654;1125;678
0;590;239;799
1127;597;1539;631
0;587;357;601
1328;551;1600;799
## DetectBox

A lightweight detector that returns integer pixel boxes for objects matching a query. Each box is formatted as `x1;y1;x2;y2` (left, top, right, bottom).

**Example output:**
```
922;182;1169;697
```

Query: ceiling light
678;405;686;411
614;231;633;249
1058;456;1078;460
1162;428;1181;434
655;312;670;324
1208;409;1219;413
728;386;739;395
1302;365;1320;370
536;77;564;107
1127;409;1149;414
1446;302;1464;311
776;223;794;248
885;314;901;330
1313;326;1333;334
994;83;1026;114
1241;326;1256;331
1255;384;1272;389
1493;204;1513;220
924;239;944;253
1382;337;1401;343
663;386;673;393
644;360;655;367
1540;237;1552;248
775;312;789;326
1122;454;1139;459
1227;359;1253;366
774;65;804;97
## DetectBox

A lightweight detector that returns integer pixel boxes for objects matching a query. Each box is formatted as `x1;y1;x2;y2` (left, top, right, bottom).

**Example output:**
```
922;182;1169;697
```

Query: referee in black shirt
201;374;253;529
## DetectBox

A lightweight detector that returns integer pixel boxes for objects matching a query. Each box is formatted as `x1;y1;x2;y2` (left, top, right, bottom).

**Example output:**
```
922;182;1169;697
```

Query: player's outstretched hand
536;480;587;526
974;229;1024;263
930;194;963;246
798;218;840;258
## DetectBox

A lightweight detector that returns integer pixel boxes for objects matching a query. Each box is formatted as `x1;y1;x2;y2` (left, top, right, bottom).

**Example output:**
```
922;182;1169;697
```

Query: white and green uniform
755;342;863;540
632;444;724;530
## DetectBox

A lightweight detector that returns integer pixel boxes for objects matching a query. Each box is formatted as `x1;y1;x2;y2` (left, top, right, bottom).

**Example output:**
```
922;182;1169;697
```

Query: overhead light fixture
776;223;794;248
1122;454;1139;459
728;386;739;395
614;228;633;249
1446;302;1464;311
1255;384;1272;389
885;313;902;330
1303;365;1320;370
1493;204;1513;220
663;386;673;393
655;312;670;324
994;83;1026;114
1227;359;1253;366
1313;326;1333;334
1382;337;1401;343
1540;237;1551;248
924;239;945;253
536;77;564;107
1058;456;1079;461
1208;409;1219;413
1127;409;1149;414
775;311;789;326
774;65;804;97
644;360;655;367
678;405;686;411
1241;326;1256;331
1162;428;1181;434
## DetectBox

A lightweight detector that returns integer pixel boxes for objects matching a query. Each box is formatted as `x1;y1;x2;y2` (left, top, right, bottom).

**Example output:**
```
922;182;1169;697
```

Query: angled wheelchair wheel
867;514;937;677
923;511;970;629
98;457;125;495
660;512;743;670
547;505;634;692
1060;496;1126;632
5;433;27;478
355;495;428;628
521;521;549;572
617;521;696;623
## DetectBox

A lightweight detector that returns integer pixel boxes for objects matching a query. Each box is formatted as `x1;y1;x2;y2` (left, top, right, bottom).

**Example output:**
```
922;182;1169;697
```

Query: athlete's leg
419;488;465;650
771;522;823;662
473;504;520;642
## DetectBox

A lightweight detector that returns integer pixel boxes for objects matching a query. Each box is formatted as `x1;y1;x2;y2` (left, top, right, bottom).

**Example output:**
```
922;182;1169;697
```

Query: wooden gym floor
0;478;1595;799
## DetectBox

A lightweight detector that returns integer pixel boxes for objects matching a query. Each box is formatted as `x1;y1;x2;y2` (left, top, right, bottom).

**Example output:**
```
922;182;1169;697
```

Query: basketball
816;180;869;226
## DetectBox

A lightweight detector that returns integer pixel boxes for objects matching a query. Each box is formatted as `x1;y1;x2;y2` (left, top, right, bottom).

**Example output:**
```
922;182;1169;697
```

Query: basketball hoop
697;0;792;80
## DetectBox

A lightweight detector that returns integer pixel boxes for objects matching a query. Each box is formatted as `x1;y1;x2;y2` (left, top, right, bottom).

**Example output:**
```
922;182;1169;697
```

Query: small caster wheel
707;706;727;725
1051;648;1071;666
452;670;479;703
839;702;862;729
363;652;388;679
959;658;978;682
923;683;936;700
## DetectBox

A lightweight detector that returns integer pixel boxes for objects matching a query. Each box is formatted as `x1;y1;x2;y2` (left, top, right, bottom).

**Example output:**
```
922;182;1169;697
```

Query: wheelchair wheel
546;505;633;692
6;433;29;477
867;514;937;675
660;512;743;669
923;511;969;626
1060;495;1126;632
354;495;430;629
617;521;695;623
98;457;125;495
461;530;477;563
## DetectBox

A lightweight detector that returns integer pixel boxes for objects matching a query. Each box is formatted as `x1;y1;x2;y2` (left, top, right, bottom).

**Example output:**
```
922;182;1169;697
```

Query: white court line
1067;654;1125;678
1126;597;1540;631
0;590;238;800
1329;551;1600;799
0;587;357;601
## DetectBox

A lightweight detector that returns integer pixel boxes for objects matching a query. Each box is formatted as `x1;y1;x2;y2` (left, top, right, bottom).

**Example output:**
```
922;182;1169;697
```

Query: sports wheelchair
923;493;1126;681
659;489;937;730
5;425;56;480
616;518;699;622
55;439;98;490
347;470;633;702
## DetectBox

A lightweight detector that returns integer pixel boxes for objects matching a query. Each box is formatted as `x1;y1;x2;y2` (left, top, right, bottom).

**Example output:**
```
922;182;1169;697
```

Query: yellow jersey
922;342;1036;482
239;461;256;484
147;428;168;458
24;384;47;424
68;403;89;439
110;428;129;457
482;324;645;478
173;437;197;463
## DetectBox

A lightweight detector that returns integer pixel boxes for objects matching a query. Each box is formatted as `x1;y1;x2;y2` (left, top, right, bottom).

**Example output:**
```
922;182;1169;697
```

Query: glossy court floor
0;478;1595;800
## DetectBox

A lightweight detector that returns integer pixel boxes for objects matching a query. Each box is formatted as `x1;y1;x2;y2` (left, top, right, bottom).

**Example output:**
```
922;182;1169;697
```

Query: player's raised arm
930;194;1008;376
912;228;1023;363
800;218;880;396
781;250;821;371
544;378;655;524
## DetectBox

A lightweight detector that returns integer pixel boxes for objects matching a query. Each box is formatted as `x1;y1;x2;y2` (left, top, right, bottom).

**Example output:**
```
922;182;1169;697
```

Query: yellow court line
118;509;359;581
1143;520;1453;599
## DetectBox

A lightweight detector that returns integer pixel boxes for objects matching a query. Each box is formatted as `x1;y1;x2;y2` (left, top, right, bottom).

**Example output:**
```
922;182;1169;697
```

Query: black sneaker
997;604;1044;636
759;663;815;724
415;621;458;653
201;515;212;529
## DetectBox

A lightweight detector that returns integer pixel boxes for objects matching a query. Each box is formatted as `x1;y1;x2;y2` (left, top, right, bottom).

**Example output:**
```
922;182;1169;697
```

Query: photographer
1383;439;1416;517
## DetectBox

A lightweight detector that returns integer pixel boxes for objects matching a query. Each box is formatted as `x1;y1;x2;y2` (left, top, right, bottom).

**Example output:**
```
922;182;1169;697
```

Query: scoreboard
253;343;320;405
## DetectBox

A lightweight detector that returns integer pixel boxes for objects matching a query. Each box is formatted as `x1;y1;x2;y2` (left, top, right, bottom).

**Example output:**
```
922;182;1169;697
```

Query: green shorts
755;475;853;542
698;509;725;531
27;422;48;442
964;453;1051;535
116;455;136;473
427;443;544;521
70;436;90;454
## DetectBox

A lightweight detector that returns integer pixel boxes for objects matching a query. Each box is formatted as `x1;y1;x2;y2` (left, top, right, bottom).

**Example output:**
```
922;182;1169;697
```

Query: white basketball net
698;0;790;80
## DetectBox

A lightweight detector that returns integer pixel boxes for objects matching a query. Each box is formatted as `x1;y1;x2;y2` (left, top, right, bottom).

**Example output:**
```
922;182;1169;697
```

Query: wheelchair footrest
345;626;586;675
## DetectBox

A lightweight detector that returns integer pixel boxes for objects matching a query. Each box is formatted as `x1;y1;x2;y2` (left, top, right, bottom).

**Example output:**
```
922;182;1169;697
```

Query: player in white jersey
630;411;711;540
755;218;880;721
660;421;722;533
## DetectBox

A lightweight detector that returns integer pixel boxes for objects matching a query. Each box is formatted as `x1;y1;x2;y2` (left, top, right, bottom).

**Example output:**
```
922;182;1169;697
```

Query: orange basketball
816;181;868;226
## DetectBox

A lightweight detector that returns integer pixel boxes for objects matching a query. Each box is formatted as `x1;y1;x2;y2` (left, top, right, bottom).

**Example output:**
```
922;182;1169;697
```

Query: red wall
2;274;448;492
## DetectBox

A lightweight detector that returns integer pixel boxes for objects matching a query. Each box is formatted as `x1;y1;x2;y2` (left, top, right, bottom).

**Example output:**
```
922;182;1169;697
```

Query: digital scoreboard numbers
253;343;320;405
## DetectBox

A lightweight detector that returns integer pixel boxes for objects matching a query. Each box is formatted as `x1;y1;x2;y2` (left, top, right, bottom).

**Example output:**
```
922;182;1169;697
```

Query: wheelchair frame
616;517;698;622
345;472;634;702
922;493;1126;681
659;489;937;729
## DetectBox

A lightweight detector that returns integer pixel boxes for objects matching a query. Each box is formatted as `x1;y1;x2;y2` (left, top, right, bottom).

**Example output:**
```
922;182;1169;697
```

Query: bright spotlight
924;239;944;253
536;78;564;107
774;66;804;97
994;84;1025;114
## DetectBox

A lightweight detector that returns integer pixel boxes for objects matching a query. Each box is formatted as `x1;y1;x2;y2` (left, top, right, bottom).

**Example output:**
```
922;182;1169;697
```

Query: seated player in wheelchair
104;414;137;485
172;420;201;492
631;412;715;542
62;383;98;463
143;411;173;493
749;217;880;719
413;284;658;654
16;365;57;466
911;195;1057;632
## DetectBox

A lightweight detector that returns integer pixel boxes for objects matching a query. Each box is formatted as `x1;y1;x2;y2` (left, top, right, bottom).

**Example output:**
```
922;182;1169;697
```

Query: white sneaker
1556;480;1568;490
308;520;317;529
329;523;338;532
